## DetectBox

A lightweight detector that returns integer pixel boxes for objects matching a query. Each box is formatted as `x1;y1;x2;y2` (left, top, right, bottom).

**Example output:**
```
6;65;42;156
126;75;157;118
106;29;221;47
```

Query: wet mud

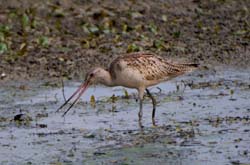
0;68;250;164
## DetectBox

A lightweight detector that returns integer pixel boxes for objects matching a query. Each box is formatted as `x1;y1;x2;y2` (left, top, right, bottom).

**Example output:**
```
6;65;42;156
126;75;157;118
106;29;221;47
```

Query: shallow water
0;68;250;164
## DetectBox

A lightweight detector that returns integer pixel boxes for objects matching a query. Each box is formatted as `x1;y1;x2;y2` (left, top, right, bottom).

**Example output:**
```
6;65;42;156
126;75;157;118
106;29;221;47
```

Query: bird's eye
90;73;94;77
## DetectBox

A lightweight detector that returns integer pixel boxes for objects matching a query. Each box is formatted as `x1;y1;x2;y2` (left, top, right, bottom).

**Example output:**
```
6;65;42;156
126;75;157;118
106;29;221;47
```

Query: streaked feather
109;52;198;82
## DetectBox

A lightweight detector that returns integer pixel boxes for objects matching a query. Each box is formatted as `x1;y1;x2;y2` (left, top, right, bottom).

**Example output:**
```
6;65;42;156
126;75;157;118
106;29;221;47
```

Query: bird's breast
112;67;145;89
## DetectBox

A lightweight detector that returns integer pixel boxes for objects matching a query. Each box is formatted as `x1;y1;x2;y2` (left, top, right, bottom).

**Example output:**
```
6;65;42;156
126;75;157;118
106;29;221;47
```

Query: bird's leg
138;98;143;120
138;88;145;128
138;98;144;129
146;88;157;126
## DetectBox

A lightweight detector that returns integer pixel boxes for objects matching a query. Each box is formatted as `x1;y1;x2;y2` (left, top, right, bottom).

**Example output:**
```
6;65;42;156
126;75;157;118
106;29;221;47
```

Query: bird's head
56;67;111;116
84;67;108;86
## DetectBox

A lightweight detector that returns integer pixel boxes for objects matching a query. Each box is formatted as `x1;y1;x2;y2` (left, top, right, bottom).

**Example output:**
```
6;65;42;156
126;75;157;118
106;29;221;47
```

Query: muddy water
0;68;250;164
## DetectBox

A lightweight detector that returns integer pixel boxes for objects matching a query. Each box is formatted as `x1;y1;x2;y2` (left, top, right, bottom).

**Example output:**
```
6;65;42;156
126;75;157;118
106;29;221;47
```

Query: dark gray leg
146;88;157;125
138;98;143;120
138;98;144;128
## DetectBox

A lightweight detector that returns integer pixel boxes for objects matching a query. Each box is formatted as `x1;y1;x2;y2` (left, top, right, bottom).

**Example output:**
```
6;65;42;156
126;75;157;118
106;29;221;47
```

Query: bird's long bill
56;81;90;117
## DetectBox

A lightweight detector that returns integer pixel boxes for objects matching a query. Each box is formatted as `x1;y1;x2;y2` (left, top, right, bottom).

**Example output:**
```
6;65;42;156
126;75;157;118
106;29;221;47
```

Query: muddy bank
0;0;249;81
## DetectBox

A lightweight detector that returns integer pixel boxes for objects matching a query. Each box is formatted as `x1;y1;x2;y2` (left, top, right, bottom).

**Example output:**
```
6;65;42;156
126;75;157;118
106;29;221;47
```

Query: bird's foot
152;117;157;127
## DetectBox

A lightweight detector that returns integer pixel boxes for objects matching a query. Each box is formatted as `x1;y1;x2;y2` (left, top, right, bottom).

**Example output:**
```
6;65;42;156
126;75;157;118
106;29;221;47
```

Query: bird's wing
109;52;186;81
136;56;185;81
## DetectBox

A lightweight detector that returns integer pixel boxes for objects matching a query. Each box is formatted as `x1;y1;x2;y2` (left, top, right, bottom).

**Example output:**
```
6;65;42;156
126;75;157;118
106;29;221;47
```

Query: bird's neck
100;69;115;87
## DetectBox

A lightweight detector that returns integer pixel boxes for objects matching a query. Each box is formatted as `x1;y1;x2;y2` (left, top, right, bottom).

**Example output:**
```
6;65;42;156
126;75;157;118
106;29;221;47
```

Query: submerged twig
156;87;162;94
61;79;66;102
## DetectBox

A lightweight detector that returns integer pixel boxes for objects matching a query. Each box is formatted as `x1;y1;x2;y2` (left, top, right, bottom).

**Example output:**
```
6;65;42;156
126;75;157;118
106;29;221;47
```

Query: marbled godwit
56;52;198;125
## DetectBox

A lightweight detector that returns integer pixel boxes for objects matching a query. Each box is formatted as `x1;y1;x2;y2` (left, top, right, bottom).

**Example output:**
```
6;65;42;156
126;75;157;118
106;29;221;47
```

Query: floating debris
90;95;96;108
13;113;32;126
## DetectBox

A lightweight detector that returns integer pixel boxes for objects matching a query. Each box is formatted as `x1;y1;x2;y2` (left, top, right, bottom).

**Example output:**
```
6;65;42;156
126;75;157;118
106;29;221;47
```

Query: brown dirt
0;0;249;82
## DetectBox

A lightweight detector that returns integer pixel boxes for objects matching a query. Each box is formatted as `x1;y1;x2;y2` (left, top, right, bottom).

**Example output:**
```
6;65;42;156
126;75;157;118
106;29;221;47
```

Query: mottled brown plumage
57;52;199;126
109;52;198;88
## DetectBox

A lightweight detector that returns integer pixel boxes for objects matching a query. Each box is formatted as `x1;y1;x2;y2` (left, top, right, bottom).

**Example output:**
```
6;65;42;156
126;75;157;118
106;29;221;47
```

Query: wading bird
56;52;198;126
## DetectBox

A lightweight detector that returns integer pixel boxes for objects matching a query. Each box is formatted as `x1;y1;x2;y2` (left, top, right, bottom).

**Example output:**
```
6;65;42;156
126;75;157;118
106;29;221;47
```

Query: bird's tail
177;63;200;73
